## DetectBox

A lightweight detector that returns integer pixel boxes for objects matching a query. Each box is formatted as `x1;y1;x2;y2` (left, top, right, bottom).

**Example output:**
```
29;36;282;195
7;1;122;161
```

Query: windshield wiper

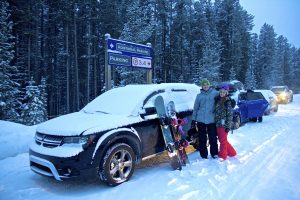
96;111;109;114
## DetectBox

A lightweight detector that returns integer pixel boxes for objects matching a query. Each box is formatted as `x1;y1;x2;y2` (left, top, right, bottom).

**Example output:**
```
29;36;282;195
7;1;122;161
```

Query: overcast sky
239;0;300;48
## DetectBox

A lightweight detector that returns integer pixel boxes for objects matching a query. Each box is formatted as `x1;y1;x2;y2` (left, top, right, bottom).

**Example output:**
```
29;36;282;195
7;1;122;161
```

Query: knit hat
200;79;210;86
220;84;229;91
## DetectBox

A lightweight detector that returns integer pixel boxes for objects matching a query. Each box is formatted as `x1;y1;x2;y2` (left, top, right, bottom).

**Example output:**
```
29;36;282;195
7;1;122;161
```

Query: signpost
104;34;152;90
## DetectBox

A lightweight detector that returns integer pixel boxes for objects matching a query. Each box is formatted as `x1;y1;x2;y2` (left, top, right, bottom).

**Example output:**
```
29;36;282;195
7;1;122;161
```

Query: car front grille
35;132;63;148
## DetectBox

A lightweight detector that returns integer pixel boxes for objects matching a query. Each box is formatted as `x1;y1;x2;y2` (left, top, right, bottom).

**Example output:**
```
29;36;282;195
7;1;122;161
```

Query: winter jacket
192;88;219;124
214;96;233;129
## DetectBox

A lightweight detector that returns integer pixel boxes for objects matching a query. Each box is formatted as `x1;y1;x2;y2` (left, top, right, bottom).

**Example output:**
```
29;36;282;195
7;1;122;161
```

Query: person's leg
207;123;218;158
227;141;237;157
197;122;208;158
217;127;228;160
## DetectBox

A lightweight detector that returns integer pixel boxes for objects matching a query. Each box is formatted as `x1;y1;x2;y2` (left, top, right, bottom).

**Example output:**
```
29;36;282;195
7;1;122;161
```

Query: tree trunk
73;6;79;111
65;23;70;113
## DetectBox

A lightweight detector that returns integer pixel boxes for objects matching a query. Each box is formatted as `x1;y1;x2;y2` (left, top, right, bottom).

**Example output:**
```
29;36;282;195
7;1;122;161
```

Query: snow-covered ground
1;95;300;200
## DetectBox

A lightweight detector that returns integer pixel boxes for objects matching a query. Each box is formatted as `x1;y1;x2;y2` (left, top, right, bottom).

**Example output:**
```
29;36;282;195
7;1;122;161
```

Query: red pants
217;127;237;160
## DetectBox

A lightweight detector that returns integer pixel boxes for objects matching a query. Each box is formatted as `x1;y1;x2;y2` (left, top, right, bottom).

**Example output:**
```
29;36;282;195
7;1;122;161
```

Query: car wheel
233;114;241;129
250;118;258;122
99;143;135;186
258;116;263;122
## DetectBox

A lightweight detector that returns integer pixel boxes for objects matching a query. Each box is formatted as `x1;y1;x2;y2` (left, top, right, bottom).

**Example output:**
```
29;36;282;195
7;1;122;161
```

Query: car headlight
63;136;88;144
63;134;96;145
279;92;287;99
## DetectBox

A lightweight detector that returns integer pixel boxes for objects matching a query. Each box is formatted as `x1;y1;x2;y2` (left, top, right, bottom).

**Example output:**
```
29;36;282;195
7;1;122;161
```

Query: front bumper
30;155;67;181
29;145;97;181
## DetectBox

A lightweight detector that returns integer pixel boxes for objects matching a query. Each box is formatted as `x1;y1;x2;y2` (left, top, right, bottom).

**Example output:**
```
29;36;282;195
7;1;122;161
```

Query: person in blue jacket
191;79;219;159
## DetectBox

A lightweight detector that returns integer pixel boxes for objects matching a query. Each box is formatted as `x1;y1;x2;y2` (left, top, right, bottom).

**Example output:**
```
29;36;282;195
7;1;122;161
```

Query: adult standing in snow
214;85;237;160
191;79;219;159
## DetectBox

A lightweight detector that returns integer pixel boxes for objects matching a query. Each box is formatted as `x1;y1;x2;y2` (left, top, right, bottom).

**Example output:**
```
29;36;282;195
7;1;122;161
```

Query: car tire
99;143;135;186
258;116;263;122
233;114;241;129
250;117;257;122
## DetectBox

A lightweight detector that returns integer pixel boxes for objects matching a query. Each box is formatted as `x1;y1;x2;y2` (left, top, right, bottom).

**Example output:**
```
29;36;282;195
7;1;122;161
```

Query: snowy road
1;95;300;200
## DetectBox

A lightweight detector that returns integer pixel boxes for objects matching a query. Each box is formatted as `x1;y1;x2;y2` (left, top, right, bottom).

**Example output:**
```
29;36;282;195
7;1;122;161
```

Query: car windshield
271;87;285;93
82;86;151;115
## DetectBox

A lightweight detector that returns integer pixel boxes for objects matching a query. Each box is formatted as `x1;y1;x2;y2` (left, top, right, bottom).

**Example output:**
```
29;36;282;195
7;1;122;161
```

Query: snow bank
0;120;36;160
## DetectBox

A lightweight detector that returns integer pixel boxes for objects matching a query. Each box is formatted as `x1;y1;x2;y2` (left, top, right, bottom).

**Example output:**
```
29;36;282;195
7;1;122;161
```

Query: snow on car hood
36;111;142;136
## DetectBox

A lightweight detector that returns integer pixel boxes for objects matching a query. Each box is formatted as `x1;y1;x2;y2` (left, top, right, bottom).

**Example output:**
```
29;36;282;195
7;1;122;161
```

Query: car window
271;87;285;93
246;92;265;100
239;93;247;101
143;91;168;109
168;89;195;112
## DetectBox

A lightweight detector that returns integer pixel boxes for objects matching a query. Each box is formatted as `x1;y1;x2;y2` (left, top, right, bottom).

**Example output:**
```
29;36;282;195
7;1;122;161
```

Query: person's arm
192;94;200;121
225;99;233;131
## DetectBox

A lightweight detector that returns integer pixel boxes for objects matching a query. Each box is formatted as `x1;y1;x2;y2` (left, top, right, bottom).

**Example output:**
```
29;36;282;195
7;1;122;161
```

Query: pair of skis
154;96;189;170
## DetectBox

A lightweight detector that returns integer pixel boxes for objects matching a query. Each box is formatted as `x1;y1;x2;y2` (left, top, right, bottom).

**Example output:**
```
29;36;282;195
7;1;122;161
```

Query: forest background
1;0;300;125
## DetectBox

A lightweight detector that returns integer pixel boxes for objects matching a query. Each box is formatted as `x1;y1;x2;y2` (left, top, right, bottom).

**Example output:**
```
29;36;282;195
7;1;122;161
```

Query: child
214;85;237;160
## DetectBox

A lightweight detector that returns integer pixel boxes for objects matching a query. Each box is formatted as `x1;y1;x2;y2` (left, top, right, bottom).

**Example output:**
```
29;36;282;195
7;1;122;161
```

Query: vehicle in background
255;89;278;115
216;80;245;102
232;90;269;129
216;80;244;93
270;86;293;104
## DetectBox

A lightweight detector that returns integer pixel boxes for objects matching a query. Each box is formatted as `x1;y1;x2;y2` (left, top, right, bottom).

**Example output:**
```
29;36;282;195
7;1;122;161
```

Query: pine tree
245;33;258;89
201;0;221;85
38;77;48;122
116;0;155;85
20;78;46;125
257;23;276;89
190;0;207;84
0;1;20;121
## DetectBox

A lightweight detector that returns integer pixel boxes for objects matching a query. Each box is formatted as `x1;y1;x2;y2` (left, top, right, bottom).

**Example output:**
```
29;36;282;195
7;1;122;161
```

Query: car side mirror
140;107;156;119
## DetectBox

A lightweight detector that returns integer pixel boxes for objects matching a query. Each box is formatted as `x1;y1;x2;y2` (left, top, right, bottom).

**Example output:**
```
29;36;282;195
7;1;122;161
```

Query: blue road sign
107;38;152;69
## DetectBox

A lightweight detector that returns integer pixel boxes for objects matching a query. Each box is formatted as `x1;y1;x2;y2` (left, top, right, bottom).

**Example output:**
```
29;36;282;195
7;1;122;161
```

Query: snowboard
154;96;182;170
167;101;190;165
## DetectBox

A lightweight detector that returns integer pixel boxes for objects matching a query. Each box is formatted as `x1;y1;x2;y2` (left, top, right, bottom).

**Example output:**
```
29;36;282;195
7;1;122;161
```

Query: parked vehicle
29;83;200;186
270;86;293;104
255;89;278;115
232;90;269;129
216;80;244;95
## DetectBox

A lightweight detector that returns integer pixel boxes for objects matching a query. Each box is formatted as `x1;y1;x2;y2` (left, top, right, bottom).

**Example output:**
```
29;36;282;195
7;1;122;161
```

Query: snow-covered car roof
82;83;200;116
255;89;277;101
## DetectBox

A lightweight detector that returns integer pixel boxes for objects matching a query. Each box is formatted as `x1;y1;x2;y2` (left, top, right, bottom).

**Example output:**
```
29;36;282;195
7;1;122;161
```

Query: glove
225;128;230;133
191;120;197;129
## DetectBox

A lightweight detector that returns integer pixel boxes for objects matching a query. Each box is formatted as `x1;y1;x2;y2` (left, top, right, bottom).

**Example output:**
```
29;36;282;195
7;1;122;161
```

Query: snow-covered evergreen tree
273;35;288;86
200;0;221;86
38;77;48;122
0;1;20;121
245;33;258;89
190;0;207;84
117;0;155;86
257;23;276;89
20;78;46;125
190;0;221;86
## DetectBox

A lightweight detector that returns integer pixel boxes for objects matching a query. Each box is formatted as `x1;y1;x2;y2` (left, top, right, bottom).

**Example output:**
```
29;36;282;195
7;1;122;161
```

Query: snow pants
217;127;237;160
197;122;218;159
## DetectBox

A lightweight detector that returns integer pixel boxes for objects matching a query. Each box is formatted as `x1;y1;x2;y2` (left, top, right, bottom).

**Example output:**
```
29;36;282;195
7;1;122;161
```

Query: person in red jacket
214;85;237;160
